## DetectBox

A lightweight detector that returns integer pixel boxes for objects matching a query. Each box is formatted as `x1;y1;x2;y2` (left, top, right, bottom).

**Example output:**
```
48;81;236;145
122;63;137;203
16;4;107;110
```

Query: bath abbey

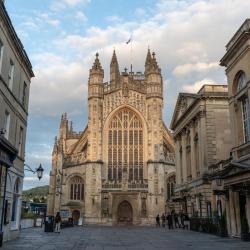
47;50;175;225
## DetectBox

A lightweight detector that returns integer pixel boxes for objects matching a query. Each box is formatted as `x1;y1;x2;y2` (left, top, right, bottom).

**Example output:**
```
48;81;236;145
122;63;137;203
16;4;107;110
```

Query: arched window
69;177;84;201
234;71;250;142
11;178;20;222
108;108;143;181
237;71;247;92
242;97;250;142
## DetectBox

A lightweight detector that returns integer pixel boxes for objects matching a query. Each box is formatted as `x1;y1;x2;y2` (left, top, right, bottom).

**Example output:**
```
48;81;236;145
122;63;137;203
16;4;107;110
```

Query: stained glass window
108;108;143;181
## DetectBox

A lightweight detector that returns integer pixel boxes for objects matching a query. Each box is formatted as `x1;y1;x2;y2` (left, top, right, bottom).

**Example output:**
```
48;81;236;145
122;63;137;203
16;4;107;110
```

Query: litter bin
44;216;54;232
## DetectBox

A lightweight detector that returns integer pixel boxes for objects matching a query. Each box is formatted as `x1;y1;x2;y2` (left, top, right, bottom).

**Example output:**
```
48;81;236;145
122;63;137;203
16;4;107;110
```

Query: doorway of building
117;200;133;224
72;210;80;225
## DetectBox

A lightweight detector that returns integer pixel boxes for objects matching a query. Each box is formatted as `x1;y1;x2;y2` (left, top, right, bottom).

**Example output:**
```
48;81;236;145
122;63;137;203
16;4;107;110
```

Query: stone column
225;197;231;236
181;130;187;183
234;192;241;236
198;111;207;174
175;136;181;185
246;195;250;228
229;188;236;236
190;122;196;180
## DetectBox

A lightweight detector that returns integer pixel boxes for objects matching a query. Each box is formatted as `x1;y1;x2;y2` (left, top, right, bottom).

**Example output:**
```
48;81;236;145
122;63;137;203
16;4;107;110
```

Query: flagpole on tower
126;33;133;74
130;35;133;74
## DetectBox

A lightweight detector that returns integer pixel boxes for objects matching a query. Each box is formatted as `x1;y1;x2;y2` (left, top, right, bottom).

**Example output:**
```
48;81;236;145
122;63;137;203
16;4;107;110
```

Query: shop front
0;135;17;246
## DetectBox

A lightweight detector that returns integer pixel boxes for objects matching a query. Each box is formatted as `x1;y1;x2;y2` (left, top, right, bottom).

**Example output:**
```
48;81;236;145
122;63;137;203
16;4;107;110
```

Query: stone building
170;84;232;217
47;50;175;225
210;18;250;237
0;1;34;244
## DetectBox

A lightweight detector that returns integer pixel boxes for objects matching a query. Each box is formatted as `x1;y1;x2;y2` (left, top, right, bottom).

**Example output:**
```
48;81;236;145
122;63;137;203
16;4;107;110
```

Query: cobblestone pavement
2;226;250;250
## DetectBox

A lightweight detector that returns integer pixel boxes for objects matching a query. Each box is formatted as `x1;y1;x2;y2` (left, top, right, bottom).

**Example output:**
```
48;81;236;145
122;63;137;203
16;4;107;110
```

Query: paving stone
1;226;250;250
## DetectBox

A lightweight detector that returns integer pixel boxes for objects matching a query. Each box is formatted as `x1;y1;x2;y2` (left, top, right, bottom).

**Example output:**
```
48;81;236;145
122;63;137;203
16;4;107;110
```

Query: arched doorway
117;201;133;224
72;210;80;225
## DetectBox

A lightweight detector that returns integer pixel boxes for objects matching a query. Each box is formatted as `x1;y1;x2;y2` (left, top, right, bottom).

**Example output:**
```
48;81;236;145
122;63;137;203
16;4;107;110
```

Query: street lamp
24;163;44;180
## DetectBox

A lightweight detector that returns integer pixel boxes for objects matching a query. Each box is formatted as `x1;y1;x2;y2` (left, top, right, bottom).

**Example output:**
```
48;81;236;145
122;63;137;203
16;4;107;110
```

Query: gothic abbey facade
47;50;175;225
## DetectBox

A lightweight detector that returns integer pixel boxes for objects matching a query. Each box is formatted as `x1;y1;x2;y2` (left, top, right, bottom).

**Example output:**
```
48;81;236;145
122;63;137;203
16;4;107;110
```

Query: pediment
170;93;197;130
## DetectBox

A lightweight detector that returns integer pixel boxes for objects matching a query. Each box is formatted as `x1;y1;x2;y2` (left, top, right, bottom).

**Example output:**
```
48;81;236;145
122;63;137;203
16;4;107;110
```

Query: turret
59;112;68;140
145;48;152;73
145;51;163;99
145;50;164;161
110;50;120;87
88;52;104;99
87;53;104;160
52;136;58;155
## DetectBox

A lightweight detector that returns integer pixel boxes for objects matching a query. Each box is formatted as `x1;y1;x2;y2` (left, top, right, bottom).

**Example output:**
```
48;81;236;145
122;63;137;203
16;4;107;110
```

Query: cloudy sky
5;0;250;189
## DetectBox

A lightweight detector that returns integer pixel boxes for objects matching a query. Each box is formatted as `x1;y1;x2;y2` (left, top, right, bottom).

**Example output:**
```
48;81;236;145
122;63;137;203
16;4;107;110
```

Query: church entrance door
72;210;80;225
117;201;133;224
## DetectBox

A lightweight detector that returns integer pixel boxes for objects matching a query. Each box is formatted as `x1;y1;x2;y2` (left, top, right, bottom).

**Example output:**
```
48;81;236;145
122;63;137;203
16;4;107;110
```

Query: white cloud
75;11;88;22
24;174;50;189
182;78;218;93
20;21;40;31
40;13;60;26
134;8;146;17
30;54;88;117
31;0;250;118
106;15;123;23
63;0;90;6
173;62;219;77
50;0;91;11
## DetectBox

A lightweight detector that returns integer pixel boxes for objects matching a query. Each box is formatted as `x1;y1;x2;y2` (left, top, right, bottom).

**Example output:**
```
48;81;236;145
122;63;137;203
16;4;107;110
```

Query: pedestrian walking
156;214;160;227
54;212;61;233
174;212;180;228
180;212;185;229
161;213;166;227
167;213;173;229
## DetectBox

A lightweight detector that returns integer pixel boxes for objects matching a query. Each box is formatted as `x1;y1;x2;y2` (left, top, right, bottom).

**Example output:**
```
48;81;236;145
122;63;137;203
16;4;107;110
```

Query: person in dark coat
161;213;166;227
166;213;173;229
156;214;160;227
54;212;62;233
174;212;180;228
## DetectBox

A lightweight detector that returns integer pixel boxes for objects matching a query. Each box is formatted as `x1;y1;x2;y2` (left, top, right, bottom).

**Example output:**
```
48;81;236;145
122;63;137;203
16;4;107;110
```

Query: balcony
232;141;250;159
102;180;148;191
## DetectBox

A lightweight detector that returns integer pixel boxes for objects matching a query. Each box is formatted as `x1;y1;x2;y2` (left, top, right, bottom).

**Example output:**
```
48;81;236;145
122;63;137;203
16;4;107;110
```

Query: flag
126;34;132;44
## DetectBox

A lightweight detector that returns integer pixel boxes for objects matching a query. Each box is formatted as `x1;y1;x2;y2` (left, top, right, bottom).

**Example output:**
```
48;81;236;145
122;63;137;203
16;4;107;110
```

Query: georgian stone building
170;85;232;217
0;1;34;244
47;50;175;225
211;18;250;237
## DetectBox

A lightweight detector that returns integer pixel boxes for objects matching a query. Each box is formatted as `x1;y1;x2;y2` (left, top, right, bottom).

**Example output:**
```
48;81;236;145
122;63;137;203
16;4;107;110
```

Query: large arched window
237;71;247;92
234;71;250;142
69;177;84;201
108;108;143;181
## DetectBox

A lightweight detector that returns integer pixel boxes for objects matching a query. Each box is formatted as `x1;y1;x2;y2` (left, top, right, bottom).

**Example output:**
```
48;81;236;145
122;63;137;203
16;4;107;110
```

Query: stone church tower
47;50;175;225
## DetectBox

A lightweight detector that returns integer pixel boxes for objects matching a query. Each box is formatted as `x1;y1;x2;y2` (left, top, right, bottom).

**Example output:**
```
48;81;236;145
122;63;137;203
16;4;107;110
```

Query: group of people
156;210;189;229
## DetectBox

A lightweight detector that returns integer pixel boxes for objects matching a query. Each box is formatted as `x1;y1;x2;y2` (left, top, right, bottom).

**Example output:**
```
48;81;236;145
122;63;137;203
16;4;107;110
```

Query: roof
0;2;34;77
170;84;228;130
220;19;250;67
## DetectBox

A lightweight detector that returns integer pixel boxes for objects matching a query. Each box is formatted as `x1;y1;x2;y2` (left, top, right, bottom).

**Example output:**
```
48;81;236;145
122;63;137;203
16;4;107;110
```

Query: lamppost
24;163;44;180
